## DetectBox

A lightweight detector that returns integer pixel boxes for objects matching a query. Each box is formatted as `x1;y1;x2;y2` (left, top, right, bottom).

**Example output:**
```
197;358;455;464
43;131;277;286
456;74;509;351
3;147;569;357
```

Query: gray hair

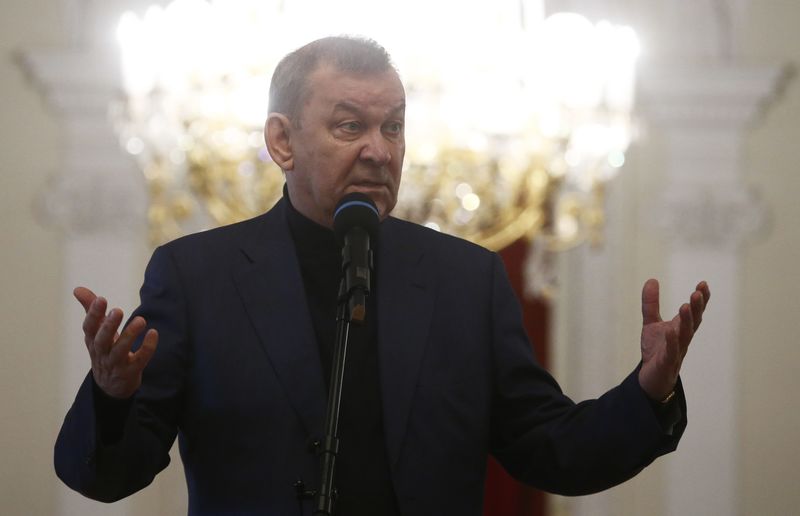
268;36;395;120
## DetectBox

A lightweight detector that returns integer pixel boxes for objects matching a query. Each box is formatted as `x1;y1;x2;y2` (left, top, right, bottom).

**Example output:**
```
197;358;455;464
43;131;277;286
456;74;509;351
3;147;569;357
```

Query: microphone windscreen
333;192;380;245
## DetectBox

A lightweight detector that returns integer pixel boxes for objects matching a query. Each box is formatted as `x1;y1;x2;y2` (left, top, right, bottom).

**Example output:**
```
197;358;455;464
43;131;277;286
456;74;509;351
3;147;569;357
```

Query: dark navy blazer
55;198;686;515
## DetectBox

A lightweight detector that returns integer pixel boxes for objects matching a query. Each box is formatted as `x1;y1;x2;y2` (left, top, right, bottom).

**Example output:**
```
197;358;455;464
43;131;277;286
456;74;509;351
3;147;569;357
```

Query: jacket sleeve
487;253;687;495
54;244;190;502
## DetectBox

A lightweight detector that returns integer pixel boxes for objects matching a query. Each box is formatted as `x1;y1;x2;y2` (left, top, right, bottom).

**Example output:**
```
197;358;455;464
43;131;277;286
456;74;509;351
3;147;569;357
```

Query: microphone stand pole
313;280;352;515
295;279;363;515
296;217;373;515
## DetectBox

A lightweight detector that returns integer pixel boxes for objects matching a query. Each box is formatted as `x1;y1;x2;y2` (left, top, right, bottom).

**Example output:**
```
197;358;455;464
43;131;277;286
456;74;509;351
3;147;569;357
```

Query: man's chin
344;187;395;219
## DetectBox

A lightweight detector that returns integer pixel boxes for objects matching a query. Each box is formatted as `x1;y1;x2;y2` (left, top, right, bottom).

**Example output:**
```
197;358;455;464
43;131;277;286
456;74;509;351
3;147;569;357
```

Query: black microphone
333;193;379;323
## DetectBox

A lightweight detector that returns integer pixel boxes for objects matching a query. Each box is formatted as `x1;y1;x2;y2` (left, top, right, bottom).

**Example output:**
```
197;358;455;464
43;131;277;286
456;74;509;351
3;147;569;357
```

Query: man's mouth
349;182;387;191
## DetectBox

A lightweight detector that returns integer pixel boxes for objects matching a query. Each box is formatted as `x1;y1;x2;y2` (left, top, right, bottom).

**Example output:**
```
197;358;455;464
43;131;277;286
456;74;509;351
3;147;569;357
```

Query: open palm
638;279;710;401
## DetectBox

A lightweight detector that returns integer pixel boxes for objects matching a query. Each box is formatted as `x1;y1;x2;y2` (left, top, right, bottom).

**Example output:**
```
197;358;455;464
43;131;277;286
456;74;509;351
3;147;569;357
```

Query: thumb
73;286;97;313
641;278;662;325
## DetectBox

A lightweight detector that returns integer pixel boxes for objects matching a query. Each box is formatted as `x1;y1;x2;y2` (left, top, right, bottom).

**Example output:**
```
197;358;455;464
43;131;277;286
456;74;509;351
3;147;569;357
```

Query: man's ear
265;113;294;171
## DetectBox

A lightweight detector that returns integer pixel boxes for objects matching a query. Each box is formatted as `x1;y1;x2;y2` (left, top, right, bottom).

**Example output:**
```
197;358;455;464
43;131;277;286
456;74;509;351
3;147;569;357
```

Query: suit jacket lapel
232;207;436;464
378;220;436;466
233;199;327;440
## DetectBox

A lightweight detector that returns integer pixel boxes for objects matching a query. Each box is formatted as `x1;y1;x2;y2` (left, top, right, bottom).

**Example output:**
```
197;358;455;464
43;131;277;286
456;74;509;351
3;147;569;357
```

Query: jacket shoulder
151;202;285;277
162;212;269;252
383;216;494;260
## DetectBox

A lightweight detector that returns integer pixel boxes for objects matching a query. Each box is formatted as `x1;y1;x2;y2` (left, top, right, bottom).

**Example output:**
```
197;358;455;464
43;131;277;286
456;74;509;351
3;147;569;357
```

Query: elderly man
55;36;709;515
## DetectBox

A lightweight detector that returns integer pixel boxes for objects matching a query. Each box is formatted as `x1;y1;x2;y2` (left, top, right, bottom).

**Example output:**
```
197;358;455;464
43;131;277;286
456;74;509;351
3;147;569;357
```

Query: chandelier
115;0;639;294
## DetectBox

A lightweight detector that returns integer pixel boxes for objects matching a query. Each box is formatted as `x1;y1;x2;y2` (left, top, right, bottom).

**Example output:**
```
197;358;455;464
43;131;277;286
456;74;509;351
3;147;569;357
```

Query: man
56;36;710;515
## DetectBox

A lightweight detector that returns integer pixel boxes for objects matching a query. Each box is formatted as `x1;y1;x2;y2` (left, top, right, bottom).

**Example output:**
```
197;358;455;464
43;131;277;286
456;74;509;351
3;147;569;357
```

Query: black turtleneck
285;191;400;516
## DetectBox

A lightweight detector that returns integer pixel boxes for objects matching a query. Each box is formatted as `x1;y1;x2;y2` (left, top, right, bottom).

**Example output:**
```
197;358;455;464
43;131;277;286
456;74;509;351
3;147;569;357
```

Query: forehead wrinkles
306;66;405;115
329;99;406;120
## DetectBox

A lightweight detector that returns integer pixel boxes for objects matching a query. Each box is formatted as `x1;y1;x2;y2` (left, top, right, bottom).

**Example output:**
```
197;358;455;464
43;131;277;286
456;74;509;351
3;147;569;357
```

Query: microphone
333;193;379;323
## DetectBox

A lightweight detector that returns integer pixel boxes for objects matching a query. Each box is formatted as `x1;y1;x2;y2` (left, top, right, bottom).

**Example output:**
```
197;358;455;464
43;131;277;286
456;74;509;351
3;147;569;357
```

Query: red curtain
482;239;549;516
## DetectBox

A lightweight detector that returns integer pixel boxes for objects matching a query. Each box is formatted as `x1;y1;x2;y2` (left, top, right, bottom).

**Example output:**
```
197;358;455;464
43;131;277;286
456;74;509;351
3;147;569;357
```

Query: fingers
108;315;147;363
75;284;159;397
94;307;123;356
132;329;159;369
690;291;704;330
641;278;662;325
688;281;710;331
73;286;97;313
643;279;709;333
697;281;711;304
81;296;108;356
91;315;157;398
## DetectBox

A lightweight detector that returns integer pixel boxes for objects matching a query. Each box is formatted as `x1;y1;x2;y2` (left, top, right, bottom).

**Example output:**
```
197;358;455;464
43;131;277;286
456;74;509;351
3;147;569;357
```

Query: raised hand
74;287;159;399
637;279;710;401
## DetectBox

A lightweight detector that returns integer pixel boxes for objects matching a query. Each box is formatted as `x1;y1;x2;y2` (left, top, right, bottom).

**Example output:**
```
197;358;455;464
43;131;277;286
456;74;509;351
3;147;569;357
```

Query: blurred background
2;1;798;515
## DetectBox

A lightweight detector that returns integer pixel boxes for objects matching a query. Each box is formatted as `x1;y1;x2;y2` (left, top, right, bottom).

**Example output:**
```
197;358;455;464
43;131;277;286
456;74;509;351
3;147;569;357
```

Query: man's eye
339;121;361;132
384;122;403;135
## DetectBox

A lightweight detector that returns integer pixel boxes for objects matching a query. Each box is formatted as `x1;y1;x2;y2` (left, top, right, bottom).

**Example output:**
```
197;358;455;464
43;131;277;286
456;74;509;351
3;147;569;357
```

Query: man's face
284;64;406;228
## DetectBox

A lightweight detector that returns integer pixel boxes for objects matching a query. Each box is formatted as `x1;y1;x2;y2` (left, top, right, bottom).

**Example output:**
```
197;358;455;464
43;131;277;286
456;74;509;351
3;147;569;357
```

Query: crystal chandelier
115;0;639;294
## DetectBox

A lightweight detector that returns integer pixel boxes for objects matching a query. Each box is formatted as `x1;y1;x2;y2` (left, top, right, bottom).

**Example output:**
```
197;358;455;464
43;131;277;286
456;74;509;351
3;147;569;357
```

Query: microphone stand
295;207;374;515
313;279;351;515
296;278;366;515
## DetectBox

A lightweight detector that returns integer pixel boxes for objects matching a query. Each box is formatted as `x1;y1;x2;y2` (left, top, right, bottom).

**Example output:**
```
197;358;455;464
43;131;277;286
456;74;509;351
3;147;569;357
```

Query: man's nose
359;130;392;166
